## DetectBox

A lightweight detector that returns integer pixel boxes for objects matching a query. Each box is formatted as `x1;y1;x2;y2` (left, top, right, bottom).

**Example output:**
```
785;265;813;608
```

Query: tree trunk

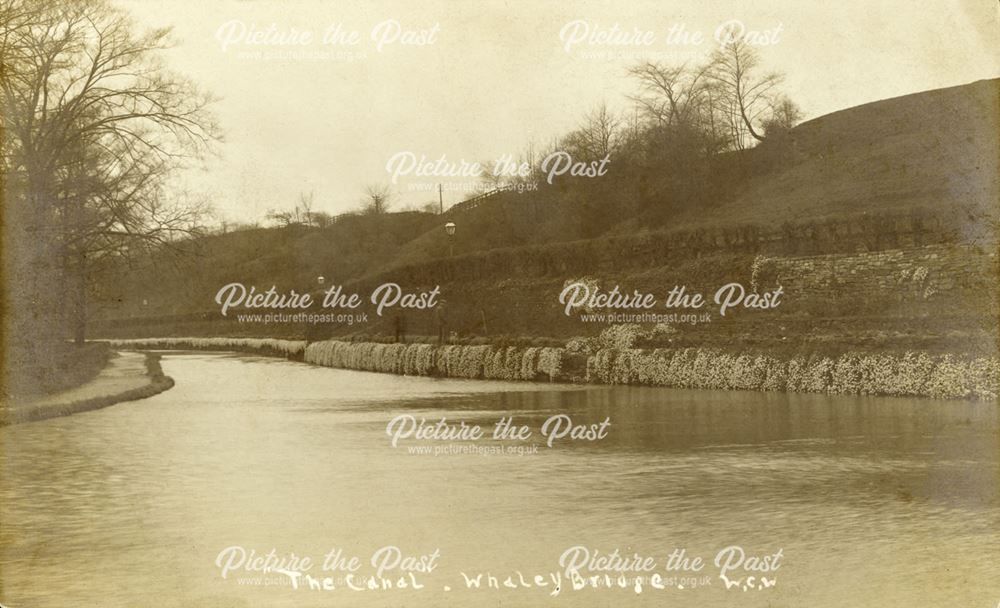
74;250;87;345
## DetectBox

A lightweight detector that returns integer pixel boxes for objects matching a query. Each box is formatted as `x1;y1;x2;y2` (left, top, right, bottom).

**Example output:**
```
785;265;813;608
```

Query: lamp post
444;222;456;257
317;276;325;286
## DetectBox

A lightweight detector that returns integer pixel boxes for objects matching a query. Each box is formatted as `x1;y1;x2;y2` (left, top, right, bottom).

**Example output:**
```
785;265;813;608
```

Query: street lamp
317;275;325;286
444;222;456;257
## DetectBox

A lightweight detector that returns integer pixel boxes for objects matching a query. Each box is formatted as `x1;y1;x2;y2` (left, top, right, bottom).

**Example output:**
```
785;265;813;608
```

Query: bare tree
708;39;784;146
480;140;543;191
563;102;622;161
361;183;393;215
310;211;335;228
267;191;324;227
298;191;315;224
265;208;296;227
628;61;716;130
1;0;220;344
763;95;804;138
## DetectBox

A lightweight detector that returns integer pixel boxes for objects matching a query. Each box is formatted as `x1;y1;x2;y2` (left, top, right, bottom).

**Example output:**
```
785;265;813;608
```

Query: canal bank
106;337;998;401
0;351;175;426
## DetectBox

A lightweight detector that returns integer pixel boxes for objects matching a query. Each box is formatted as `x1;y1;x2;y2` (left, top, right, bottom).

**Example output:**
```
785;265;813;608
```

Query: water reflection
1;352;997;608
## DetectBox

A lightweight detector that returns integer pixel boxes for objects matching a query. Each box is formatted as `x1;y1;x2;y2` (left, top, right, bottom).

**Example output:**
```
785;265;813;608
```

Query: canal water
1;352;997;607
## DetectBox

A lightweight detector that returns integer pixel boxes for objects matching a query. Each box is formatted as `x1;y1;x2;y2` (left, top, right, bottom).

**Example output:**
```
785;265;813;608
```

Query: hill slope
686;78;999;233
93;79;999;327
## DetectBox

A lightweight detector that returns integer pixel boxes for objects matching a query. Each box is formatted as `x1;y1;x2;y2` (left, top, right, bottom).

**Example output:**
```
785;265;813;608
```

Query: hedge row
585;348;998;400
105;337;997;400
304;340;563;381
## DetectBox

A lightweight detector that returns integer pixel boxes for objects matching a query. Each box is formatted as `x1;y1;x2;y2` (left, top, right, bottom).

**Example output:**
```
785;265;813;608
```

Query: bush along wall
106;336;998;401
304;339;996;400
303;340;564;381
584;348;998;401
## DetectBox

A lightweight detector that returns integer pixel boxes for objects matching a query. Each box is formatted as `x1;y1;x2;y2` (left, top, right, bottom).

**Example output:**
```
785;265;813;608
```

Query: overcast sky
118;0;1000;223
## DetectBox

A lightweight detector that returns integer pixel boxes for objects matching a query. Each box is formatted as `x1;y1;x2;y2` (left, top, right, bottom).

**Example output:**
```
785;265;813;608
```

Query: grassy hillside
95;211;439;318
687;79;999;231
378;79;998;267
91;79;999;350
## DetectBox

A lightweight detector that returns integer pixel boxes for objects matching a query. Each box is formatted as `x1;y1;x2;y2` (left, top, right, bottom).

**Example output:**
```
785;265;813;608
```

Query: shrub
303;340;566;382
583;347;997;400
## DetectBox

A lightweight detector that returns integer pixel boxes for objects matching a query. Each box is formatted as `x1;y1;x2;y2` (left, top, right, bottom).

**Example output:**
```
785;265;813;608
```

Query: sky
118;0;1000;223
